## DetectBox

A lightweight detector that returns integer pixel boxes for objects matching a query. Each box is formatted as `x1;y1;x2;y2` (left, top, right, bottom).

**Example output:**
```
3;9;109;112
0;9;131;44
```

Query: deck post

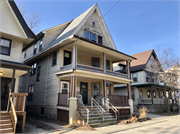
11;69;16;92
127;83;133;114
158;88;160;98
151;86;154;104
69;97;77;125
103;53;106;74
103;80;107;98
72;44;77;69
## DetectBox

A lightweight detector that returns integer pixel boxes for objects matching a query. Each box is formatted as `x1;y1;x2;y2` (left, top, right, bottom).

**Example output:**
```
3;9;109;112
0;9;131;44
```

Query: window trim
92;83;100;98
60;81;70;94
33;43;37;55
132;72;138;82
52;51;57;66
36;66;41;82
30;63;37;76
27;85;34;101
92;57;100;68
39;39;43;52
0;37;12;56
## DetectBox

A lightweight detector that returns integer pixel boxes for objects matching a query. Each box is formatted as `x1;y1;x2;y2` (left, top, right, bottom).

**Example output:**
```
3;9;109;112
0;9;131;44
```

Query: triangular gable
46;4;116;50
0;0;35;40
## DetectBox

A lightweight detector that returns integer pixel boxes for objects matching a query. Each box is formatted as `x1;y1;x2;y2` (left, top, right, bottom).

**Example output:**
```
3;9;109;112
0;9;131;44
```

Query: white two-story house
18;4;136;126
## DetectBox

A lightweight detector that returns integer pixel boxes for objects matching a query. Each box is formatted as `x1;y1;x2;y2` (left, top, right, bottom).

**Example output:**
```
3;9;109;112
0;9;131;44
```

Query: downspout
44;53;49;107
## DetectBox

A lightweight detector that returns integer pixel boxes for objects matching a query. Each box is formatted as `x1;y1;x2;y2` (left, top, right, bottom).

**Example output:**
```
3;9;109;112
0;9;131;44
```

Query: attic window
92;21;95;27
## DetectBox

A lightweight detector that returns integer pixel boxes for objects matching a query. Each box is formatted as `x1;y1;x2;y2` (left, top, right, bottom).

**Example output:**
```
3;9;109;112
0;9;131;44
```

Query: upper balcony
57;37;136;80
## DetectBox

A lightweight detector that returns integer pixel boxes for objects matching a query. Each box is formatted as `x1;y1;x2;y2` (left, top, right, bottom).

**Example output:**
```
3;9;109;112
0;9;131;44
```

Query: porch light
0;72;3;76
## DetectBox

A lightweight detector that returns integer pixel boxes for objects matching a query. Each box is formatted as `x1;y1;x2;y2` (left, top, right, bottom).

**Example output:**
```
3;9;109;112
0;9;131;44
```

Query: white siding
76;11;110;48
0;38;23;62
0;0;25;38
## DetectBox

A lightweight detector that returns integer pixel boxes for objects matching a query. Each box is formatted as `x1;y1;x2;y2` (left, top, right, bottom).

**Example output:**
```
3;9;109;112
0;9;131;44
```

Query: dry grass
138;106;149;118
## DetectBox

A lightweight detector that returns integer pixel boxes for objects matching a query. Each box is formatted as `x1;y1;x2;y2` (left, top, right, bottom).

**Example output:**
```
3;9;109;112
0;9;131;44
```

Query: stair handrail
77;97;90;125
104;97;119;121
9;96;17;133
91;97;105;123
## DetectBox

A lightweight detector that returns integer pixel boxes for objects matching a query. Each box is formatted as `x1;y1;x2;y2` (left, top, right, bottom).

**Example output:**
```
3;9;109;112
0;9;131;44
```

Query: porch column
103;80;107;98
11;69;15;92
72;44;77;69
158;88;160;98
70;76;77;97
69;75;77;125
24;71;30;111
103;53;106;74
151;86;154;104
127;83;133;114
126;61;131;79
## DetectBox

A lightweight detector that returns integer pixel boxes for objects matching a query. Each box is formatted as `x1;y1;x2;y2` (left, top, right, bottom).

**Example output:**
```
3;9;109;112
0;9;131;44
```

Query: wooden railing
9;93;28;132
108;95;129;106
77;64;104;73
9;97;17;133
10;93;28;112
58;93;69;106
106;70;128;78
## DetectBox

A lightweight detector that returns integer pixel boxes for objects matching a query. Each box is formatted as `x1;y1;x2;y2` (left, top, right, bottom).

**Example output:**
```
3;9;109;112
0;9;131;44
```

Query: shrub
138;106;149;118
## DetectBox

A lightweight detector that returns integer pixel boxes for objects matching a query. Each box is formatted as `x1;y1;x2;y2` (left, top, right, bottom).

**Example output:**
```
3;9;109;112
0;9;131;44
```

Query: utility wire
97;0;121;23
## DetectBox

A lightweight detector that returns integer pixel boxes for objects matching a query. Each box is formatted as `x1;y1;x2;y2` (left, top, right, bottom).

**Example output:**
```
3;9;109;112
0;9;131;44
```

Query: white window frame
60;81;69;93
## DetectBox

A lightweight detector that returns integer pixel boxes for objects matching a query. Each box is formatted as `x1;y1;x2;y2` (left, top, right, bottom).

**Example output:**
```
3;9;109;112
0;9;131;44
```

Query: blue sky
15;0;180;57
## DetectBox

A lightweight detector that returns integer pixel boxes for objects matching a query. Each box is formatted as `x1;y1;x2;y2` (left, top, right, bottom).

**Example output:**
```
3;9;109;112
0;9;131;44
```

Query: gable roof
7;0;35;39
44;4;116;51
120;49;154;72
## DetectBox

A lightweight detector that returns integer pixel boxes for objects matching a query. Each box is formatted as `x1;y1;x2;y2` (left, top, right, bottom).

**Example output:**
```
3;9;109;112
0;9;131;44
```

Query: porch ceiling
0;68;27;78
55;69;132;84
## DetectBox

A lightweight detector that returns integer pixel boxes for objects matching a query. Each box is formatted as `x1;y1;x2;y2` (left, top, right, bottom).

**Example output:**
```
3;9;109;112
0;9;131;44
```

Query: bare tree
16;1;41;33
149;47;180;112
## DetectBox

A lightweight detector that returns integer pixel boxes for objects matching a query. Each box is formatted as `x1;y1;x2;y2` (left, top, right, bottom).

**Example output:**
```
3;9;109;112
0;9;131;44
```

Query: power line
97;0;121;23
103;0;121;17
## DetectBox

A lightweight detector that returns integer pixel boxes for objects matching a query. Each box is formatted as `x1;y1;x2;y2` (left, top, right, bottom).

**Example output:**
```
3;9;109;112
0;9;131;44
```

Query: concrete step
78;110;109;114
0;128;13;133
0;119;11;124
0;115;11;120
88;118;116;124
84;115;115;120
0;123;12;129
89;121;118;128
80;112;112;117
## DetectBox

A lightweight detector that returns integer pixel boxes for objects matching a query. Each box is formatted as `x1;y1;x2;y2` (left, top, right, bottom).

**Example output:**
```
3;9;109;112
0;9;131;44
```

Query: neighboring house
18;4;136;126
113;49;179;113
0;0;35;110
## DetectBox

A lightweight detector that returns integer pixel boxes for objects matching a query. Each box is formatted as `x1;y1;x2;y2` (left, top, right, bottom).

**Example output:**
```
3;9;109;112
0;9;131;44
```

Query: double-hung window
52;51;57;66
91;33;96;43
33;43;37;55
30;63;37;76
139;89;143;98
98;36;102;45
84;30;103;45
92;83;99;97
85;31;90;40
39;39;43;52
28;85;34;101
0;38;11;56
132;72;138;82
147;90;151;98
36;66;41;81
92;57;100;68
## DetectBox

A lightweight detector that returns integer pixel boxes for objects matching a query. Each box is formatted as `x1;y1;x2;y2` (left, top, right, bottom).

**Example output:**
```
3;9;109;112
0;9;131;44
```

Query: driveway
24;114;180;134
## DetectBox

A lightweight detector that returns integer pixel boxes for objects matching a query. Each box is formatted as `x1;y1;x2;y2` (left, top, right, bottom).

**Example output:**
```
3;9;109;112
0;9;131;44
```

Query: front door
80;82;88;104
1;78;12;110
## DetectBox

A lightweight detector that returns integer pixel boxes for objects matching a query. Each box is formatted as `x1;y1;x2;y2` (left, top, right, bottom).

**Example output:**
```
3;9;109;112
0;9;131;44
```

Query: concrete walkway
24;114;180;134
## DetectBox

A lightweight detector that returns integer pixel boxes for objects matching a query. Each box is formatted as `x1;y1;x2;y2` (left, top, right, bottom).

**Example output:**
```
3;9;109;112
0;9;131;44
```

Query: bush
138;106;149;118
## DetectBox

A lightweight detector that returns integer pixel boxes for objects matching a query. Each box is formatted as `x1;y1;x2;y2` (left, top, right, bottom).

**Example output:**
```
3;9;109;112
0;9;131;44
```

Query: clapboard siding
0;38;23;62
22;25;67;62
76;11;109;48
0;0;25;38
19;50;60;106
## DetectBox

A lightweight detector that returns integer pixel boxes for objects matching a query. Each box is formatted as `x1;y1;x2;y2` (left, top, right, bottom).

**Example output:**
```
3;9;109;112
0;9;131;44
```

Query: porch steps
0;111;13;133
77;106;118;128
